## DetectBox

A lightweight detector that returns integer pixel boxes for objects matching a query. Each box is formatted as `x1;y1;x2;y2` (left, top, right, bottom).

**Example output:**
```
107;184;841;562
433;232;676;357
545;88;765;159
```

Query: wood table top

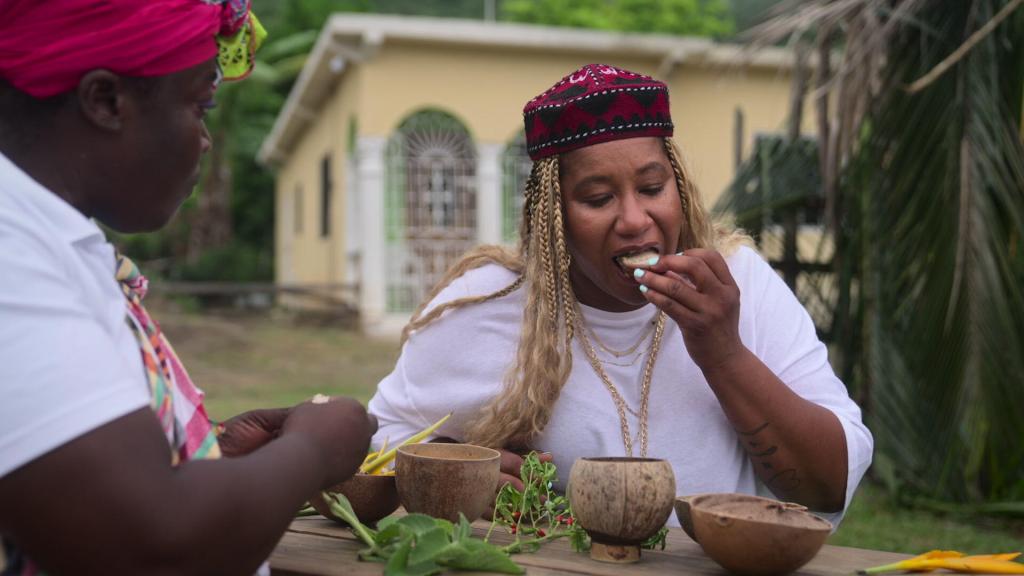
270;516;910;576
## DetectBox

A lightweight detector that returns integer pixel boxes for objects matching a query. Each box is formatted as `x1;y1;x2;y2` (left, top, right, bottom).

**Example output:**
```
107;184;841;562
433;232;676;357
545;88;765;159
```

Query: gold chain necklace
584;317;657;358
595;347;647;368
575;309;667;457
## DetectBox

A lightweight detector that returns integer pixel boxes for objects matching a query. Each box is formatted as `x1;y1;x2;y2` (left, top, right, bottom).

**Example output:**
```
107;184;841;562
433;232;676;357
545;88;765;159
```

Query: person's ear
76;70;129;132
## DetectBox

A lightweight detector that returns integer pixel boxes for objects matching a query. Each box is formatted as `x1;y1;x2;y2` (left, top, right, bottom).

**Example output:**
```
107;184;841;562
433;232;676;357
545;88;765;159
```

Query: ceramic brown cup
395;443;501;523
568;457;676;564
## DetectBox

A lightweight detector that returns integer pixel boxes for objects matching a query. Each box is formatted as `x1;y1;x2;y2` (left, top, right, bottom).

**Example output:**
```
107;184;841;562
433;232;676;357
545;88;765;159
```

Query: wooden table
270;517;910;575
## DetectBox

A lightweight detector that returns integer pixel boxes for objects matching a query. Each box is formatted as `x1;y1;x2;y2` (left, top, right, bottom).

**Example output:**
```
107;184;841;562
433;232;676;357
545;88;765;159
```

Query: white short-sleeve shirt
0;151;150;478
369;250;874;528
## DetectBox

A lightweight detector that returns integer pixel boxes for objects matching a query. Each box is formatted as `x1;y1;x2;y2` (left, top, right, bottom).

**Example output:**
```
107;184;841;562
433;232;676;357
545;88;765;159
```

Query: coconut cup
673;493;707;542
676;493;831;576
310;473;400;526
568;457;676;564
395;443;501;523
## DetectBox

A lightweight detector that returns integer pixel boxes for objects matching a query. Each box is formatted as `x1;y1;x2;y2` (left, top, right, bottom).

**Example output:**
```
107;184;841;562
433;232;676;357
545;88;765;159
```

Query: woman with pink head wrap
0;3;376;575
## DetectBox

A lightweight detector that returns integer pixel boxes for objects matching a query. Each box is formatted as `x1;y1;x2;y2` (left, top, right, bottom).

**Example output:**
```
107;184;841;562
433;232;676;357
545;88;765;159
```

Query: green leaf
399;560;444;576
454;514;473;542
433;518;455;537
373;522;405;546
384;535;413;575
323;492;377;548
408;527;449;566
376;515;401;532
444;540;524;574
395;514;440;536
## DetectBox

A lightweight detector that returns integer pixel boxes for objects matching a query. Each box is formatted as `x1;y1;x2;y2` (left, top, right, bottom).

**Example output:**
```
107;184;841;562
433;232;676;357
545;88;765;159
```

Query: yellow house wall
668;66;810;206
358;42;656;143
275;67;363;297
356;41;805;207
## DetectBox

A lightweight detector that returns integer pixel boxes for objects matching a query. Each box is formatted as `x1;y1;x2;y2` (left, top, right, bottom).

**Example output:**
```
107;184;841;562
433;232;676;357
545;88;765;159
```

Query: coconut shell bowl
674;493;833;576
568;457;676;564
310;473;401;526
395;443;501;523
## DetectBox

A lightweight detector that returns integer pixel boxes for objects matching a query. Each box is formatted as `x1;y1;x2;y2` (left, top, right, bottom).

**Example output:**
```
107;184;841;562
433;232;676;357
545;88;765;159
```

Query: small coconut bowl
395;443;501;523
310;473;401;526
568;457;676;564
675;493;831;576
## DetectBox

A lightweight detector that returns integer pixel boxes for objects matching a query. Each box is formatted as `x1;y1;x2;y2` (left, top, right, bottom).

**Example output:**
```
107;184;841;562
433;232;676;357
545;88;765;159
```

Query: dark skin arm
217;407;290;458
0;397;375;576
638;249;847;512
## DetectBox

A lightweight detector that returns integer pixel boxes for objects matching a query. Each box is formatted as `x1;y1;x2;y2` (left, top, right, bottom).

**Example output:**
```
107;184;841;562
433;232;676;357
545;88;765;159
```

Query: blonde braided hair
402;137;748;449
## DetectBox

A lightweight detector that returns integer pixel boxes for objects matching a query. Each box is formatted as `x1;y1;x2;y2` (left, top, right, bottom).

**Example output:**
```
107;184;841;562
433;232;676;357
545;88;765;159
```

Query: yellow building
260;14;804;336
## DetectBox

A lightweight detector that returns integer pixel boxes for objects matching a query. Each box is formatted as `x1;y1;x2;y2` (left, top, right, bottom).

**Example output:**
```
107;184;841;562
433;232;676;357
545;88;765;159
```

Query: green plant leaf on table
323;491;523;575
488;452;669;554
445;539;525;574
642;526;670;550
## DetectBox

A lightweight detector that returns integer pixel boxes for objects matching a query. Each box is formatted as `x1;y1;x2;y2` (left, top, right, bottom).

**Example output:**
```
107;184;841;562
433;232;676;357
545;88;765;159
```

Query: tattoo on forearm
738;421;802;493
767;469;801;492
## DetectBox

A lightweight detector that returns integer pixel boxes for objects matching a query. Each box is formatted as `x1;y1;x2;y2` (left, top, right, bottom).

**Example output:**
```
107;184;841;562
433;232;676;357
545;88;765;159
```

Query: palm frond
731;0;1024;506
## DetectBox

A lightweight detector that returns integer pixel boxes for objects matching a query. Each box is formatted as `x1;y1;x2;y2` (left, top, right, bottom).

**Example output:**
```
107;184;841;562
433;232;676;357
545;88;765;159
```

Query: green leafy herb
322;492;523;575
486;452;669;554
320;452;670;574
486;452;589;553
641;526;669;550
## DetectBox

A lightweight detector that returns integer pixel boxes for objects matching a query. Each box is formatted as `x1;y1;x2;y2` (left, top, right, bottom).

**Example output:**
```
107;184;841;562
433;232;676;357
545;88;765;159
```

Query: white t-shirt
0;151;150;478
368;248;873;527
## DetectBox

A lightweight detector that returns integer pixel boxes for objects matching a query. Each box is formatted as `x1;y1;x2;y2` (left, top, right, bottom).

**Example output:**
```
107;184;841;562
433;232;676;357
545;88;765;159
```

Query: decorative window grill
384;109;478;313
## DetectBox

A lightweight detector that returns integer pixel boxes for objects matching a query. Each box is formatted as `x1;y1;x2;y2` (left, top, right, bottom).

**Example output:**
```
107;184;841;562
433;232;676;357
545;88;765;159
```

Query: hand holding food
216;407;290;458
633;249;745;373
282;396;377;488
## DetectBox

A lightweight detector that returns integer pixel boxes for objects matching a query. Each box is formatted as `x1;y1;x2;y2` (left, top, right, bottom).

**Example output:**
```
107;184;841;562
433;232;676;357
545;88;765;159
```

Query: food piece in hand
616;249;660;270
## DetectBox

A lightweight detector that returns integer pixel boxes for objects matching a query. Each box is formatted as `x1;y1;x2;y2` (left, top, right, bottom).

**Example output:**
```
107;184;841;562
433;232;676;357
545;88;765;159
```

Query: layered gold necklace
575;308;667;457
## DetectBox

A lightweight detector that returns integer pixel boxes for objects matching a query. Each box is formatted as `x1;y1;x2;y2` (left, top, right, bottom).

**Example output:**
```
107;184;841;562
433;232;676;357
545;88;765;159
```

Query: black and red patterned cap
523;64;673;161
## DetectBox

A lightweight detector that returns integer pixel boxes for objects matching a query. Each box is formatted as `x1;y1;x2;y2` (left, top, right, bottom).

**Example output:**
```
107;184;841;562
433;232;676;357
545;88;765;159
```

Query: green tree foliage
721;0;1024;510
502;0;734;37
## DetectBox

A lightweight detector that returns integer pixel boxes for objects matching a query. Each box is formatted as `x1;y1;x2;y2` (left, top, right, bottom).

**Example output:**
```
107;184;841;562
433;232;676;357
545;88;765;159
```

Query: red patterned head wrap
0;0;256;98
523;64;673;161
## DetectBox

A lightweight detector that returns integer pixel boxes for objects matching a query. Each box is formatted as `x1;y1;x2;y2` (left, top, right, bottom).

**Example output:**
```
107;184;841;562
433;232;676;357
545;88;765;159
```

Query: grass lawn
158;304;397;421
160;306;1023;556
831;483;1023;554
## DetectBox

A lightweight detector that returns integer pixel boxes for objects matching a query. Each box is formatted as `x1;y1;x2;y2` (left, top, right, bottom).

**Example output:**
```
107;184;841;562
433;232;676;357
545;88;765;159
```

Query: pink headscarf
0;0;252;98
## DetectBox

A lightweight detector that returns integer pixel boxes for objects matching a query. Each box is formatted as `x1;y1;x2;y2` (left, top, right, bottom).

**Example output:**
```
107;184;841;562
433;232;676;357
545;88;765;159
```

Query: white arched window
384;109;477;312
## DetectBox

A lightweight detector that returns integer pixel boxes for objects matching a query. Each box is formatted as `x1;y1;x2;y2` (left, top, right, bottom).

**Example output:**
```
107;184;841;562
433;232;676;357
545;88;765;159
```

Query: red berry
566;517;574;526
537;529;546;537
510;526;517;534
512;511;521;520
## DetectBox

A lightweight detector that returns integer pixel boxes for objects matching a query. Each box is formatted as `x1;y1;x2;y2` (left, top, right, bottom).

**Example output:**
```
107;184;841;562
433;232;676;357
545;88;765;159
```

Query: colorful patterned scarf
1;256;222;575
116;255;222;464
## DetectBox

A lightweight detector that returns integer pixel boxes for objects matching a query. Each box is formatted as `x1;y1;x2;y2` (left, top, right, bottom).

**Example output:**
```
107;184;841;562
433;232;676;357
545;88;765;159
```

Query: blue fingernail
647;256;660;266
633;268;645;279
639;285;648;293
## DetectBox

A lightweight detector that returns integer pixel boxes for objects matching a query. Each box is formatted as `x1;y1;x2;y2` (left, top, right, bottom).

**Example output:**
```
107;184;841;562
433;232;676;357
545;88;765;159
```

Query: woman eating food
368;63;872;526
